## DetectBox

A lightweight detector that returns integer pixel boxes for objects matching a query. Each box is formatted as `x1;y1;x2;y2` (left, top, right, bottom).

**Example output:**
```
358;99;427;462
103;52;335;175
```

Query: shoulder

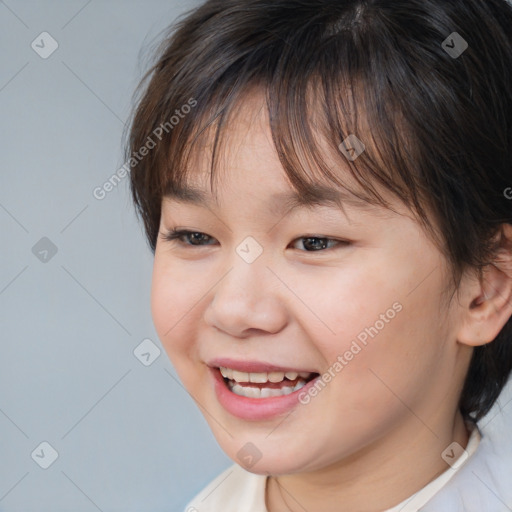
183;463;268;512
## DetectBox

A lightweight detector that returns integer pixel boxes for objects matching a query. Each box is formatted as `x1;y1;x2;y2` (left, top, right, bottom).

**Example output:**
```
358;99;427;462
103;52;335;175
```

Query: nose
203;255;289;338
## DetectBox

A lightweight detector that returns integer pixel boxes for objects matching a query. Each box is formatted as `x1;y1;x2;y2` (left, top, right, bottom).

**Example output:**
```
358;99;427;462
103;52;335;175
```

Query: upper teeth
219;367;312;383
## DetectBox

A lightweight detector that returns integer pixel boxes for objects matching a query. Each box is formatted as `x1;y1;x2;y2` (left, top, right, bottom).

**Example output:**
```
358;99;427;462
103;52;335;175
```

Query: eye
161;229;217;246
161;229;348;252
291;236;344;252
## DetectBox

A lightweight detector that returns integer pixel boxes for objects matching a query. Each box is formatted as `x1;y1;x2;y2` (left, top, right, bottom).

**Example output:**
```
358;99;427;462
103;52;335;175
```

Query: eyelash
161;229;349;252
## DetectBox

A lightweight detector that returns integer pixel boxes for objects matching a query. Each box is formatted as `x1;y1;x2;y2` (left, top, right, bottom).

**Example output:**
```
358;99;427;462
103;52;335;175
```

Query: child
126;0;512;510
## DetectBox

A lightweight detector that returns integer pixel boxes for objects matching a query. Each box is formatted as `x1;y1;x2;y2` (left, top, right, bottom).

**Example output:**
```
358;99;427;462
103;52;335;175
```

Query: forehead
162;89;405;222
163;179;402;223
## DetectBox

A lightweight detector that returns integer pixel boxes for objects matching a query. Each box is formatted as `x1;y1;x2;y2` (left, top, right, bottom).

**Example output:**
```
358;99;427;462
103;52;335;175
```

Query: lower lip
210;367;320;421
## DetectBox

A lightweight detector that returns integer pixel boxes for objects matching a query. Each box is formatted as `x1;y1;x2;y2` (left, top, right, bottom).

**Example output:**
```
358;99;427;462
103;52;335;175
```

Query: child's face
151;91;470;475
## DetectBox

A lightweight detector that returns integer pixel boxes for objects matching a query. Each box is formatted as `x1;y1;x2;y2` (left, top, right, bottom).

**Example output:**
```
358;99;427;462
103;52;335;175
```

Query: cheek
150;261;174;339
298;251;448;398
287;258;397;355
150;258;200;363
316;288;449;428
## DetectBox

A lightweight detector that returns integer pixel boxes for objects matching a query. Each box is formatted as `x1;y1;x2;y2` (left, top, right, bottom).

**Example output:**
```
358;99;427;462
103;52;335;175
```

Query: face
151;91;468;476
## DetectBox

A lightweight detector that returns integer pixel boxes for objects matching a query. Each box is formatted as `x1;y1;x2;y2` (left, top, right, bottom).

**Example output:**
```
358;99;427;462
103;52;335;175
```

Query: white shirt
385;425;481;511
184;426;481;512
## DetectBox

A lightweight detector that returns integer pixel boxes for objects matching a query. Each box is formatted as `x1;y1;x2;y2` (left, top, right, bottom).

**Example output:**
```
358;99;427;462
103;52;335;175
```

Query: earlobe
457;224;512;347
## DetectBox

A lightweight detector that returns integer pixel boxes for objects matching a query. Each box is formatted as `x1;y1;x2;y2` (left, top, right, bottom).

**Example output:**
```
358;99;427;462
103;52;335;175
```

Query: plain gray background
2;1;512;512
0;1;231;511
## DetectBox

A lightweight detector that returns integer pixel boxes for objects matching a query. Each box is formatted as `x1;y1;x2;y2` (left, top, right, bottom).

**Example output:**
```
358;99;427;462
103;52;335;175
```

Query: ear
457;224;512;347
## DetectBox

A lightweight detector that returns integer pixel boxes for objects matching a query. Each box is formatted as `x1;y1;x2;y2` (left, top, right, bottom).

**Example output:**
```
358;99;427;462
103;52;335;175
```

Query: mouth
207;358;322;420
218;366;319;399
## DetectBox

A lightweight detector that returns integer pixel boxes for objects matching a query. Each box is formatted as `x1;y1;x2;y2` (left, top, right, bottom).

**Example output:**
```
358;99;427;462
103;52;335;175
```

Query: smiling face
151;90;473;477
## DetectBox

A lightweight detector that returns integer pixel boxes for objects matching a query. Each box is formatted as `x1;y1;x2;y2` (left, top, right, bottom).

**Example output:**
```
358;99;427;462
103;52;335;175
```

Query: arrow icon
31;441;59;469
236;237;263;263
441;441;468;469
31;32;59;59
237;442;262;468
32;237;58;263
339;134;365;161
441;32;468;59
134;339;161;366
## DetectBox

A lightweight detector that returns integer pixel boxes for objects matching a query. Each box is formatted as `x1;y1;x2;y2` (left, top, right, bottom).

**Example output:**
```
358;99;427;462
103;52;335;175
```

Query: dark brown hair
126;0;512;422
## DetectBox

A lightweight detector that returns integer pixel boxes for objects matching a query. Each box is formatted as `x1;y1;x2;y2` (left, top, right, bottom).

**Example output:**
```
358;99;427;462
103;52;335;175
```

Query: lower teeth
227;379;307;398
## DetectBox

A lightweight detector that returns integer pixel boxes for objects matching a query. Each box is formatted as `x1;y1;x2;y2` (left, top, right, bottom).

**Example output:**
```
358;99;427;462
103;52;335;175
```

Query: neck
266;411;469;512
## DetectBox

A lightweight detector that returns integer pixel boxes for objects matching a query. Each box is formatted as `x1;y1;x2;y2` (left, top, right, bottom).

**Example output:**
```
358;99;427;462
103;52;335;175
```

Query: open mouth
218;366;320;399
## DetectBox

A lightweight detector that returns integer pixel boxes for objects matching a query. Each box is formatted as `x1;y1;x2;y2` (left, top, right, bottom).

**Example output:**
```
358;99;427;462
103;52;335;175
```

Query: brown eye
162;230;217;246
291;237;344;252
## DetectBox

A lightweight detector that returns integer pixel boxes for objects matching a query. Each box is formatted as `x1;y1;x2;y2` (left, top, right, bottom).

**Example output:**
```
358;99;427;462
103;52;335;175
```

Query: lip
209;366;320;421
208;357;317;374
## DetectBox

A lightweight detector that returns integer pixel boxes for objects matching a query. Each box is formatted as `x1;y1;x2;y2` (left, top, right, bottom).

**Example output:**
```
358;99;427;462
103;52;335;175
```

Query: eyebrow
163;183;381;215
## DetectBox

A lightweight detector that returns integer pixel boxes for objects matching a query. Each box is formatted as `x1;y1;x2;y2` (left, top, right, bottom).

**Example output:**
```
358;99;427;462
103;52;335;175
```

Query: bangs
153;25;440;254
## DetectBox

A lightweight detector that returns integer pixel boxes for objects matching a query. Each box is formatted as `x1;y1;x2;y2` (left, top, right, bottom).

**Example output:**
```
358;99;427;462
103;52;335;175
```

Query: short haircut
126;0;512;423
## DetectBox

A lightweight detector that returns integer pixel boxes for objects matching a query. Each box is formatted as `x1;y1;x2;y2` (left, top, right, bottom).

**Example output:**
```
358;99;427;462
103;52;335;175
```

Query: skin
151;90;512;511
